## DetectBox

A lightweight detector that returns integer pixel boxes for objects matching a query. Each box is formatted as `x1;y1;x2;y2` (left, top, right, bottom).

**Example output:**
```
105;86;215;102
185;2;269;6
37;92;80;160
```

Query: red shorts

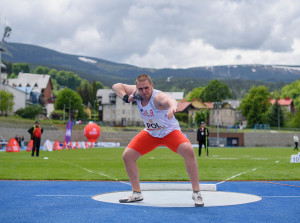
127;130;190;155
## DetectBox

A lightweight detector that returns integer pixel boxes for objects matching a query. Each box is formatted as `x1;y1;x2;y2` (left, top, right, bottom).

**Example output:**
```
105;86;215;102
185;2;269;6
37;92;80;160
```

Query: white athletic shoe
192;192;204;207
119;192;144;203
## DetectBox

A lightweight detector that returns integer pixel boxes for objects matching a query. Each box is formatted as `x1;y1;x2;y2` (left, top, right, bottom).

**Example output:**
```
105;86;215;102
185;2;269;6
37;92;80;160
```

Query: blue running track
0;180;299;223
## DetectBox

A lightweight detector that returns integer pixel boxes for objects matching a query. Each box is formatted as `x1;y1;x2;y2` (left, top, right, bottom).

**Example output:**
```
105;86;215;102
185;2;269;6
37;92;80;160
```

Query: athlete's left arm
155;92;178;119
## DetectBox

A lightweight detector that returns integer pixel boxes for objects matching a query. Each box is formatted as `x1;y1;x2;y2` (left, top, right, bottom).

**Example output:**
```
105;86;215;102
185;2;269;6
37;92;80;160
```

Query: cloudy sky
1;0;300;68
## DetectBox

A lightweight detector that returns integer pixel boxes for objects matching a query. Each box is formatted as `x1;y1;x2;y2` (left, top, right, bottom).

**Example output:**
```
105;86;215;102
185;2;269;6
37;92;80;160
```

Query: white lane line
56;159;131;186
36;195;91;197
216;168;259;185
262;196;300;198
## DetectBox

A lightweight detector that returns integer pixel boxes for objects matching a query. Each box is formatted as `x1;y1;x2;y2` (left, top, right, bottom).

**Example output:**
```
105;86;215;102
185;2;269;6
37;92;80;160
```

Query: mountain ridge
2;42;300;88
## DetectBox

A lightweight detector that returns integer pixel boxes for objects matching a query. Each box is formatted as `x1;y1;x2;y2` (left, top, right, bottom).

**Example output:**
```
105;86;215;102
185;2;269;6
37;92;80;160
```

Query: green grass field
0;147;299;181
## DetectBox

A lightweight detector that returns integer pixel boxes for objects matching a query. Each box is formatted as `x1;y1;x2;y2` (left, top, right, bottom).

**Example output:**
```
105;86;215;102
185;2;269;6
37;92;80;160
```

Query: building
269;97;296;113
96;89;142;126
0;62;7;84
177;98;246;127
7;72;53;104
0;85;28;113
6;72;54;116
1;65;27;114
165;92;184;102
209;100;246;127
177;98;210;122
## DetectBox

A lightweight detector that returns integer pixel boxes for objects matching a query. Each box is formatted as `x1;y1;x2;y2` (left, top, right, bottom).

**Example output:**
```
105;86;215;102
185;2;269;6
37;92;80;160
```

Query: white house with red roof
269;97;296;112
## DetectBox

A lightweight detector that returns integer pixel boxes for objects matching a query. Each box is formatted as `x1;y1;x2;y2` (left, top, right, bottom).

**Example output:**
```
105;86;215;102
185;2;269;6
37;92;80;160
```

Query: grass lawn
0;147;299;181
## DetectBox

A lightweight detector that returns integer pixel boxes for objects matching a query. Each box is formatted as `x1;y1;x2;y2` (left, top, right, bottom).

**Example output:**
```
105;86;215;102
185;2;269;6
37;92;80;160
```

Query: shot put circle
92;190;262;207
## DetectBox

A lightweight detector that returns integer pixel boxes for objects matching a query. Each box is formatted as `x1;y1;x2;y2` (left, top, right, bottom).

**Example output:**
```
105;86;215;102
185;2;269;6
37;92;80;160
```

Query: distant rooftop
7;73;51;90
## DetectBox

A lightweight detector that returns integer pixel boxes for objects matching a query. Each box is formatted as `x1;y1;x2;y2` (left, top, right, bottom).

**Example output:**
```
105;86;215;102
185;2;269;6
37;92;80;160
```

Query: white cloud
1;0;300;68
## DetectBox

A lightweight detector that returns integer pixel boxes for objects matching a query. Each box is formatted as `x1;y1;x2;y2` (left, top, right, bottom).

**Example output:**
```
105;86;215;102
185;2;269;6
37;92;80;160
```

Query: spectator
21;136;25;149
14;135;21;146
0;136;6;149
294;133;299;151
197;122;209;156
14;135;18;143
28;121;43;157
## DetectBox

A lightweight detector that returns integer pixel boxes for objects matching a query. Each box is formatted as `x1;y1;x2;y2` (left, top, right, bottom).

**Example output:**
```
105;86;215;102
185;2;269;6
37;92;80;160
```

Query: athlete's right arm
112;83;136;102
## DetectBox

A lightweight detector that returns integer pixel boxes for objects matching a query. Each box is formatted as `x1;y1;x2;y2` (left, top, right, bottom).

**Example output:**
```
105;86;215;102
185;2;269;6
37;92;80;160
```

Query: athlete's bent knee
177;143;195;158
122;147;141;163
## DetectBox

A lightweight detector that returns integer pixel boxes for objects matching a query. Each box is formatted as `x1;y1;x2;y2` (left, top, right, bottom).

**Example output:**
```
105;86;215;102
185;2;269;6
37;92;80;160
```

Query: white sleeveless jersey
137;89;181;138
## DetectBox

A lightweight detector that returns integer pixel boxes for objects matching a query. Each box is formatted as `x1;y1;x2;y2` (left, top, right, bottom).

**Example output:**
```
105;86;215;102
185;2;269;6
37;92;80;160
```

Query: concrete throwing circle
93;191;262;207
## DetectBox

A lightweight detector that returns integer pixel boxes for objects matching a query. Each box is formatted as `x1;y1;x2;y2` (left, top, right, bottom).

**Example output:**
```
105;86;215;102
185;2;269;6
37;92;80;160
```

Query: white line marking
56;160;131;186
275;161;279;163
262;196;300;198
36;195;91;197
216;168;259;185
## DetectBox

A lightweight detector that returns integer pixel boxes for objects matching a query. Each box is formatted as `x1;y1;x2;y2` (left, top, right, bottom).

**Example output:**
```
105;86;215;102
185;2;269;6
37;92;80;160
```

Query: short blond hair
136;74;153;85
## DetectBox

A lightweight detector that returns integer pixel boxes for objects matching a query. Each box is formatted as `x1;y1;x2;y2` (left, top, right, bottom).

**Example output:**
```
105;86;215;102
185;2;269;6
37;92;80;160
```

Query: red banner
6;138;20;153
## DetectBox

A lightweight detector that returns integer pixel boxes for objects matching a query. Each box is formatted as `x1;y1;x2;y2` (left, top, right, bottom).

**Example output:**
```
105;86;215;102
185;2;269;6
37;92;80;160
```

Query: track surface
0;180;299;223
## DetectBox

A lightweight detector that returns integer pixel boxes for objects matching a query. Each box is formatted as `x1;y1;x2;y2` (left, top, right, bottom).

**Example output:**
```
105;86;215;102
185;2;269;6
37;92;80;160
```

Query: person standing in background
21;136;25;149
197;122;209;156
28;121;43;157
0;136;6;149
293;133;299;151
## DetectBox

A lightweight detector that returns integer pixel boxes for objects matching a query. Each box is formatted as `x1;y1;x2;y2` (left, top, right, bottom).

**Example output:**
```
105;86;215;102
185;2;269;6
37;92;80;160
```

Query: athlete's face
136;80;153;100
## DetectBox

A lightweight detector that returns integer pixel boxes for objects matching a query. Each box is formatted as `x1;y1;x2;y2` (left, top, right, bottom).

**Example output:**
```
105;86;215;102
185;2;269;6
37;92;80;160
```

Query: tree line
240;83;300;128
2;62;300;127
183;78;300;128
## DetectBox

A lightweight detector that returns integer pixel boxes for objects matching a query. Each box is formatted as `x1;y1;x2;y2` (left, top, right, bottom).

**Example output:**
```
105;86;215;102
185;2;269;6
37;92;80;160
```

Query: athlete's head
136;74;153;85
136;74;153;100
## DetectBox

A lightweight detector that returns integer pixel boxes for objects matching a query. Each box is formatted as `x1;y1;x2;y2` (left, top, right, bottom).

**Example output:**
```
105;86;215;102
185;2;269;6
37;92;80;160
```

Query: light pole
214;102;222;147
7;95;9;117
63;104;65;121
278;106;280;130
98;96;103;121
68;96;71;121
0;26;12;87
94;100;97;122
0;26;12;113
7;94;13;117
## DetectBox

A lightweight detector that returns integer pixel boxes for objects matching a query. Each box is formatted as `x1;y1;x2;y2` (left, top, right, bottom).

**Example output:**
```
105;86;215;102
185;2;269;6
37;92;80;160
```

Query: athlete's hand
167;106;177;119
128;94;135;103
128;90;143;102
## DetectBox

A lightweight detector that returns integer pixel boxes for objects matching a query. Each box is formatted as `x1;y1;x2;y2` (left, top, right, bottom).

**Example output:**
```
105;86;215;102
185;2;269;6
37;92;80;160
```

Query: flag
65;121;74;144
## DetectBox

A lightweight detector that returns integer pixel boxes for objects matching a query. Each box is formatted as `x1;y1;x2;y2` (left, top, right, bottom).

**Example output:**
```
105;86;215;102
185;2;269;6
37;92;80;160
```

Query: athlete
112;74;204;207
